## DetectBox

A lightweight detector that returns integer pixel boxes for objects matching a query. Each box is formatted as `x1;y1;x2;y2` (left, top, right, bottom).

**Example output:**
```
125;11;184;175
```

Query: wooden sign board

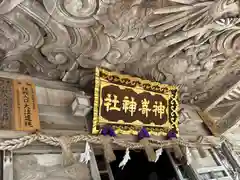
0;78;40;132
93;68;179;136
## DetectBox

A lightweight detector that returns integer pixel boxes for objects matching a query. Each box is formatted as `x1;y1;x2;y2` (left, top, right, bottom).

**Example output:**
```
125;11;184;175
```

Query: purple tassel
138;127;150;140
101;126;116;137
101;126;109;136
167;130;177;139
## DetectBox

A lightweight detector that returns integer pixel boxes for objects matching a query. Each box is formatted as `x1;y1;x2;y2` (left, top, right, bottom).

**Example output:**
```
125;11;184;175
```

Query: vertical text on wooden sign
14;81;40;131
0;78;13;130
12;80;21;131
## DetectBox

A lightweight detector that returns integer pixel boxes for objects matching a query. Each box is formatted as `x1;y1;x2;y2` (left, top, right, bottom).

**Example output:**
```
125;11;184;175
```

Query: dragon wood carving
0;0;240;104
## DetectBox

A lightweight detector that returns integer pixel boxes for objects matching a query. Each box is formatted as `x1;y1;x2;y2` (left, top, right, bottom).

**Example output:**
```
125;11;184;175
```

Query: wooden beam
216;99;240;108
0;71;79;91
38;105;87;130
216;103;240;135
36;87;78;106
198;111;218;136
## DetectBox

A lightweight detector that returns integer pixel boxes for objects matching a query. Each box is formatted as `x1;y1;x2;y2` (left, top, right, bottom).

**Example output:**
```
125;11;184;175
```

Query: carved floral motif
14;154;91;180
0;0;240;103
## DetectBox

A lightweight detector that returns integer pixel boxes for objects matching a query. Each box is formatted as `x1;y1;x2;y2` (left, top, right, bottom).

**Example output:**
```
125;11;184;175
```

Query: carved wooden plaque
0;78;40;132
93;68;179;136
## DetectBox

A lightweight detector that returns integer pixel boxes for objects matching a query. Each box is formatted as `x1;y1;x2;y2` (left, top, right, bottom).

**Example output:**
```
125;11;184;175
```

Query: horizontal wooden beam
216;103;240;134
0;71;80;91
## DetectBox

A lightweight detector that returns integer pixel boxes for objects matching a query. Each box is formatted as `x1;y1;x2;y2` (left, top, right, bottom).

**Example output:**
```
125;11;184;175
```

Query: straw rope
0;133;232;151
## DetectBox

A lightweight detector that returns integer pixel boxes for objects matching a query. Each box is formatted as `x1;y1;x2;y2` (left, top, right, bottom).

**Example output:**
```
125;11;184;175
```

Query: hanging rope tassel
100;126;116;163
58;136;76;167
119;148;131;169
80;141;92;164
167;131;183;160
196;136;207;158
197;146;207;158
138;127;156;162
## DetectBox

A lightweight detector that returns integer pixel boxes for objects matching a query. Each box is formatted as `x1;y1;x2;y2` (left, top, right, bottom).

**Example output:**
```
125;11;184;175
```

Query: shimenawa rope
0;133;231;151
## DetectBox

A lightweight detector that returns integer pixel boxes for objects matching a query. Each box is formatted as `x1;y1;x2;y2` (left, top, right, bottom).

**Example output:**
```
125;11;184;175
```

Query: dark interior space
110;150;178;180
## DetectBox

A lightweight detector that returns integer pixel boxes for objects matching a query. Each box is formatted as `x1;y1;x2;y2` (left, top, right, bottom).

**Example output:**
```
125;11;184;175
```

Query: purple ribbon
138;127;150;140
167;130;177;139
101;126;116;137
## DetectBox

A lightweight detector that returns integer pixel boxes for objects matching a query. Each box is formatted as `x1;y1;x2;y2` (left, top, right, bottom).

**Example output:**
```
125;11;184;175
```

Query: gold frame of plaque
92;68;179;137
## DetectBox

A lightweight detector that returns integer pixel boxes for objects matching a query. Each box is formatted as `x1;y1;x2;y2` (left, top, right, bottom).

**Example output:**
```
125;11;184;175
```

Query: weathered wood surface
39;105;87;130
13;154;93;180
179;104;211;136
198;80;240;135
0;71;80;91
35;87;86;107
221;142;240;173
225;132;240;148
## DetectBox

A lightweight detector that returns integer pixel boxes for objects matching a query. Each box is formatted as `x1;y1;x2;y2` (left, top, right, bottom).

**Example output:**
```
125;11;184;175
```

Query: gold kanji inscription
103;94;121;112
152;101;165;119
122;96;137;116
122;96;130;113
139;98;151;117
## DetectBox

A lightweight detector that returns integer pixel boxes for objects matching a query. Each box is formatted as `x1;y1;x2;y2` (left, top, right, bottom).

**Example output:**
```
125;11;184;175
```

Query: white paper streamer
185;147;192;165
234;171;239;180
119;148;131;169
155;148;163;162
80;142;92;164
